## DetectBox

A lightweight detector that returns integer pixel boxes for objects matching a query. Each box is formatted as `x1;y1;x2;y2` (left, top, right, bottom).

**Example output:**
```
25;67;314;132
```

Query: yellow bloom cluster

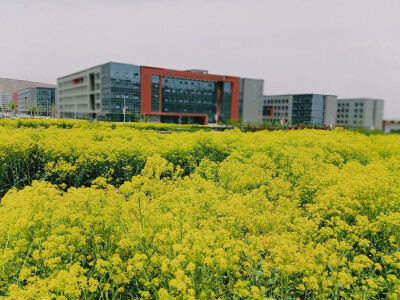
1;120;400;298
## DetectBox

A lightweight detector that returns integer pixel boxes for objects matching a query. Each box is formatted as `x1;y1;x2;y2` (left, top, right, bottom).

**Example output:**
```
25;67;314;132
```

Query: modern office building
18;87;56;116
0;92;12;111
336;98;384;130
262;94;337;126
56;62;263;124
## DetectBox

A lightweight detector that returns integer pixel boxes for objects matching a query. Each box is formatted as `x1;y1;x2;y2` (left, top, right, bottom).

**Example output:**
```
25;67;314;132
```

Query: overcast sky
1;0;399;118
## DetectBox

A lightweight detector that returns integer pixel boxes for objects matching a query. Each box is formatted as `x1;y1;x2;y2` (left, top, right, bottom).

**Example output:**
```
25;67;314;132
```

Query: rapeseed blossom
0;120;400;298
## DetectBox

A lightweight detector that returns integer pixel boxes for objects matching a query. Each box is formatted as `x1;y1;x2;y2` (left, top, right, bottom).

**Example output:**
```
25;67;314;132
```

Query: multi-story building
383;120;400;134
56;62;263;124
0;92;12;112
240;78;264;125
336;98;384;130
18;87;56;116
262;94;337;126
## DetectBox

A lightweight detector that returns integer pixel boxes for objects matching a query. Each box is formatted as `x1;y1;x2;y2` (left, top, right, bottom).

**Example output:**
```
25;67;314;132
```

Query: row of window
337;120;362;125
262;118;288;123
112;72;139;79
273;112;288;117
273;106;289;111
337;108;363;113
264;99;290;104
338;102;364;107
163;78;214;87
337;114;364;119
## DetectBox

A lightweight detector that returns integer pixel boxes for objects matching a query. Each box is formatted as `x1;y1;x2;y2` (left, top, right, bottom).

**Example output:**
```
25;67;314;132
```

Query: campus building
0;92;12;112
18;87;56;116
56;62;263;124
383;120;400;134
336;98;384;130
262;94;337;126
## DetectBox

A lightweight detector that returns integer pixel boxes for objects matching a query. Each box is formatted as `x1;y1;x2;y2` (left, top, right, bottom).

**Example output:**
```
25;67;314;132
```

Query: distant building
0;78;56;111
336;98;384;130
56;62;263;124
262;94;337;126
0;78;55;94
383;120;400;134
18;87;56;116
240;78;264;124
0;92;12;112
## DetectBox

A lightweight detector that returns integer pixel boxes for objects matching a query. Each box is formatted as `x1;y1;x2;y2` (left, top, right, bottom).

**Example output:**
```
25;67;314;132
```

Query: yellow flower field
1;119;400;299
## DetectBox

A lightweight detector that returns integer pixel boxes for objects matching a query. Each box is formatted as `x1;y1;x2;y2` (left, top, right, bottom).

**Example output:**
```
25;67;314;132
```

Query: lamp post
122;95;127;123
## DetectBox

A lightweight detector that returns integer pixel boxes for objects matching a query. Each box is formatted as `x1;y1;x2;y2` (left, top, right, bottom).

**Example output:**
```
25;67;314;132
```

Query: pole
123;95;126;123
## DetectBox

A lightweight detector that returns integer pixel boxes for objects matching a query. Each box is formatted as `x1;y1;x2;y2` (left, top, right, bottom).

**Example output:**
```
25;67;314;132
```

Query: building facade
18;87;56;116
240;78;264;124
383;120;400;134
262;94;337;126
56;62;263;124
336;98;384;130
0;92;12;112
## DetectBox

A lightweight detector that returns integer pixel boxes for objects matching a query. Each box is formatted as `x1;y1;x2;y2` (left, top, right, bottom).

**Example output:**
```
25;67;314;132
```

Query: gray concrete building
336;98;384;130
18;87;56;116
57;64;103;120
240;78;264;124
262;94;337;126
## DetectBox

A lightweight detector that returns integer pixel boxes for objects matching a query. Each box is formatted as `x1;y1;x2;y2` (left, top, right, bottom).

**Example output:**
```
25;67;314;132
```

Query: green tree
7;102;16;116
127;112;133;122
51;103;56;118
30;105;37;117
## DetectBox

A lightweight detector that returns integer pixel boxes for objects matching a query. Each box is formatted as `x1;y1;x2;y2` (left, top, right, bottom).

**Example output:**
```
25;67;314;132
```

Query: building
240;78;264;125
56;62;263;124
336;98;384;130
18;87;56;116
0;92;12;112
262;94;337;126
383;120;400;134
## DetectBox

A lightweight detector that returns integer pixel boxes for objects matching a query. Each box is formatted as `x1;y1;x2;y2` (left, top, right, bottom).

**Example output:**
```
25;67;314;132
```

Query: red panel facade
140;66;240;124
13;92;18;105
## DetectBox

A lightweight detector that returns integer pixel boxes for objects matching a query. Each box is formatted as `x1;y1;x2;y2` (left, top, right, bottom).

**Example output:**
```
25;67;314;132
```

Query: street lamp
122;94;127;123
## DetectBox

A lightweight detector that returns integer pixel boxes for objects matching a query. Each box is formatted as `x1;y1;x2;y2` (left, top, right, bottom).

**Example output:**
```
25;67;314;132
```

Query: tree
51;103;56;118
127;112;133;122
7;102;16;116
30;106;37;117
